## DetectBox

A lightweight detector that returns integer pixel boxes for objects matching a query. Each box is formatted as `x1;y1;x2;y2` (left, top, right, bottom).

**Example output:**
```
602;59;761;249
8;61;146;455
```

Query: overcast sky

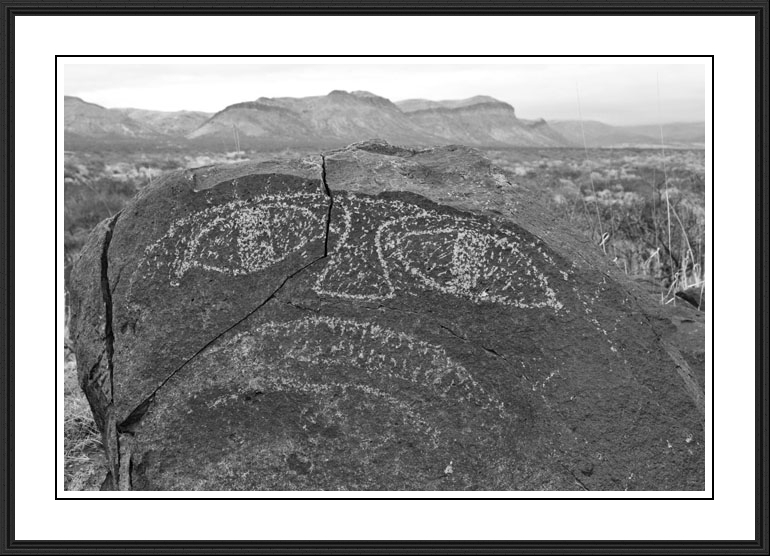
59;63;705;126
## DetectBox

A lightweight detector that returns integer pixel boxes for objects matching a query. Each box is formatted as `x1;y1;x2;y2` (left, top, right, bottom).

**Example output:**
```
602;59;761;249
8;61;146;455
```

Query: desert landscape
63;87;706;491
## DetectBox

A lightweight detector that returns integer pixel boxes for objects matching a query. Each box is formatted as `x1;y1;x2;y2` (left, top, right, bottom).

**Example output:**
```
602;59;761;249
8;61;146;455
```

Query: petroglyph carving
314;195;564;310
134;193;326;287
130;189;562;311
381;215;562;309
312;200;396;301
220;316;508;443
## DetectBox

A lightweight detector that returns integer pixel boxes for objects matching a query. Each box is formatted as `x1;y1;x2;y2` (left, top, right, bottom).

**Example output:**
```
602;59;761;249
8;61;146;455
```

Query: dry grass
489;148;706;306
63;318;106;491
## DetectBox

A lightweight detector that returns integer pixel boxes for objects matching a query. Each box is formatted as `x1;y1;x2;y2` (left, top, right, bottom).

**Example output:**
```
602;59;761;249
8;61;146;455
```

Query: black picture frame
1;1;767;554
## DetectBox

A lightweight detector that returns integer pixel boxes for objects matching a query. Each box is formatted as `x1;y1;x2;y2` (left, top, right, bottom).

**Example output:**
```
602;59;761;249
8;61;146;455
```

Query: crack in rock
98;212;121;488
438;323;509;363
100;212;121;404
321;154;333;256
439;323;467;342
116;254;328;434
115;162;337;453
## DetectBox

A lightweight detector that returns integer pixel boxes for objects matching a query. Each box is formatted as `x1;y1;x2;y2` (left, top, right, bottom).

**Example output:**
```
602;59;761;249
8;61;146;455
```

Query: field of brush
62;146;706;490
486;147;705;300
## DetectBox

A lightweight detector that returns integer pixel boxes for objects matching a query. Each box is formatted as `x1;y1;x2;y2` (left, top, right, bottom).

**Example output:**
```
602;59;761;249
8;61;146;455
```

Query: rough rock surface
70;140;704;491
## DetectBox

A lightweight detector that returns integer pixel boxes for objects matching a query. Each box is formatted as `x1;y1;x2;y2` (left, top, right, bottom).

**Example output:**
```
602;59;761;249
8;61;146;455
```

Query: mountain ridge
549;119;705;148
63;91;705;150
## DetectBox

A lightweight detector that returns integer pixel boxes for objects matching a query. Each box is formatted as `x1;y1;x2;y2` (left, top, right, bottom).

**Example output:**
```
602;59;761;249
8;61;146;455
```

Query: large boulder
69;141;704;491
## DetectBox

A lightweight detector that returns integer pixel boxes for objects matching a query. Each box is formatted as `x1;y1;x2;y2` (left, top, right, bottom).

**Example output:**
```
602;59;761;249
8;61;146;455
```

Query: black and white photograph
60;59;708;493
2;4;766;551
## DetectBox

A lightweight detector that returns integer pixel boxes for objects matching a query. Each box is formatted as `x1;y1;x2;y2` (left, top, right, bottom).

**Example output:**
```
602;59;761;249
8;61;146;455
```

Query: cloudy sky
59;61;706;126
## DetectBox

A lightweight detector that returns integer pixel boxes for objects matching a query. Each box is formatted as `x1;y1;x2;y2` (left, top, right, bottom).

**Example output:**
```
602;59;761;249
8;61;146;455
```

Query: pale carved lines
382;218;563;310
134;193;325;288
250;375;439;445
312;200;396;301
221;316;508;444
314;195;564;311
132;191;564;312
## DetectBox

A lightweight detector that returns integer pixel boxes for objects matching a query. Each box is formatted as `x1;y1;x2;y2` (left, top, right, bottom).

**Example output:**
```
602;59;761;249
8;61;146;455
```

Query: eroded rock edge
110;163;335;490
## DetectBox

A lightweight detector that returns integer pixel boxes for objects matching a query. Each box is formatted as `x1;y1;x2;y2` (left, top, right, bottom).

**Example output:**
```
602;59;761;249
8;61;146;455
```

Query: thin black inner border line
54;54;715;501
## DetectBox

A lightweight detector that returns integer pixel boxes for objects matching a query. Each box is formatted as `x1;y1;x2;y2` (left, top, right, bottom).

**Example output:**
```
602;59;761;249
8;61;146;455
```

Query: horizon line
62;92;706;128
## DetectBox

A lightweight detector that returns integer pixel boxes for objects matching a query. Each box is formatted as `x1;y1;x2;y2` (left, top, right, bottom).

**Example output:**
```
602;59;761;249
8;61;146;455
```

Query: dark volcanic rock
675;284;705;310
70;142;704;491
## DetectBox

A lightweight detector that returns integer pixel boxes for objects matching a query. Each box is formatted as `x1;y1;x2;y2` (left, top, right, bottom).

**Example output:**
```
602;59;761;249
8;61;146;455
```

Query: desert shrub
552;181;704;297
63;303;103;490
64;176;140;286
499;147;708;303
63;355;102;490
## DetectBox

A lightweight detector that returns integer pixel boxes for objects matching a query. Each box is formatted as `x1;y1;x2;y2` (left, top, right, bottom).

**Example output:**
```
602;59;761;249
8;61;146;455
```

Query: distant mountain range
549;120;705;148
63;96;211;149
63;92;705;151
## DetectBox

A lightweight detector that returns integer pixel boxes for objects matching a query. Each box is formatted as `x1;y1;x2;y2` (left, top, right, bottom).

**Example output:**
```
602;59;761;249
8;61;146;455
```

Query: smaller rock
675;284;705;310
579;461;595;477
